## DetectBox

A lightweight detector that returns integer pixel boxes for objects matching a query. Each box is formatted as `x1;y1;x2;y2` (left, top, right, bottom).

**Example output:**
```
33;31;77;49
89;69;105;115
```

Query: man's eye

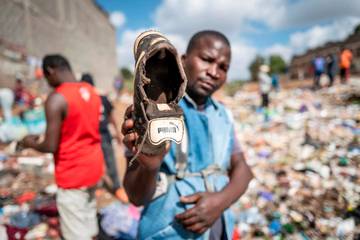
220;65;229;72
201;56;211;62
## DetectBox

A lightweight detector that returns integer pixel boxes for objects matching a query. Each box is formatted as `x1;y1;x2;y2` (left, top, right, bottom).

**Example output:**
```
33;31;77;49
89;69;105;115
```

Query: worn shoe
132;30;187;156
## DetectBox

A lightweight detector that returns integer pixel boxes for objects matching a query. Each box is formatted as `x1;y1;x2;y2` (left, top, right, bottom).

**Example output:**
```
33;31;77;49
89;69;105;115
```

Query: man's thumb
180;193;202;203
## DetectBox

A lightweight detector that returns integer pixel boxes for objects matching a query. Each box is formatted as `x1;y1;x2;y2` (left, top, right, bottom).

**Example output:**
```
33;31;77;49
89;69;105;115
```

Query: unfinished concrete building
0;0;117;91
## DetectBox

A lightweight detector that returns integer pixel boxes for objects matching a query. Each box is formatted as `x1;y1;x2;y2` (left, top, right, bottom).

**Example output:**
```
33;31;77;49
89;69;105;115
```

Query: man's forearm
24;139;57;153
124;162;159;206
218;156;253;210
32;143;55;153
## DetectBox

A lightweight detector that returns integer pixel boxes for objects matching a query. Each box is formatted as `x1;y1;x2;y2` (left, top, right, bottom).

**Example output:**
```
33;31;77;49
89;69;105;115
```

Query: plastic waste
100;202;139;239
0;117;28;143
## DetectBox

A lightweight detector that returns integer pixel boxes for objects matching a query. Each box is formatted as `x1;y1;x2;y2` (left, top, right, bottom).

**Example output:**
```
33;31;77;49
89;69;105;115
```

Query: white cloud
154;0;284;36
114;1;360;80
264;44;293;63
229;42;257;80
278;0;360;28
289;17;360;54
162;33;188;55
116;28;256;80
116;28;148;70
153;0;360;34
109;11;126;28
264;17;360;63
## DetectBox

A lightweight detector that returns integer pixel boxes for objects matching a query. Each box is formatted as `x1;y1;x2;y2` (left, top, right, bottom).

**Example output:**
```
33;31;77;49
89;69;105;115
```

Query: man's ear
47;67;55;76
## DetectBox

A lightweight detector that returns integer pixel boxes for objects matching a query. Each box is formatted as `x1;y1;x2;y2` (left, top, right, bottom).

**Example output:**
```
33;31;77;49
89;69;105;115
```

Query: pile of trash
227;82;360;239
99;201;140;239
0;148;60;240
0;80;359;239
0;145;140;240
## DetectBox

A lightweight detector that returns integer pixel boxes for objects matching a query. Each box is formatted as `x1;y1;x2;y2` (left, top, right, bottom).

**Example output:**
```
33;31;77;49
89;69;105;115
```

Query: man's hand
18;135;40;149
175;192;225;234
121;105;168;170
122;104;170;206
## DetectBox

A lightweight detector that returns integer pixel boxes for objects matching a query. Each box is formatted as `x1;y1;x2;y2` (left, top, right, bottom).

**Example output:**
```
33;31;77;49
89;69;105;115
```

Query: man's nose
207;63;220;79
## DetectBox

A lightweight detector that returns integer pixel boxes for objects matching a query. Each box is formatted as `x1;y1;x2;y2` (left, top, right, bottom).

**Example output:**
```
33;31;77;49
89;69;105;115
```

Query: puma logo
157;122;180;134
169;122;180;131
158;127;177;134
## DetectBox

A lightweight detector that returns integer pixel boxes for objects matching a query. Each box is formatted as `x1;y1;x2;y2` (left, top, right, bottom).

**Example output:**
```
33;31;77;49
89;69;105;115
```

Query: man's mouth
199;80;215;91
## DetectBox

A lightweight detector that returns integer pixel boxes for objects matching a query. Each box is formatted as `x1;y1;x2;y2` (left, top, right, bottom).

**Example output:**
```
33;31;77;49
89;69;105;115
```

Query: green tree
249;55;265;81
269;55;287;74
120;67;134;92
120;67;134;81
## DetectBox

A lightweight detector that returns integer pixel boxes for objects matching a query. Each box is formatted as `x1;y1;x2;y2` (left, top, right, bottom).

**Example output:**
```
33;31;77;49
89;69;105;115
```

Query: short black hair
186;30;231;54
81;73;95;86
42;54;72;75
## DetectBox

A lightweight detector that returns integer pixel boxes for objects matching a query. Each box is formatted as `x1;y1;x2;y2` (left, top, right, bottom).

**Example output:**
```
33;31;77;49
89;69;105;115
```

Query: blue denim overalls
138;96;235;239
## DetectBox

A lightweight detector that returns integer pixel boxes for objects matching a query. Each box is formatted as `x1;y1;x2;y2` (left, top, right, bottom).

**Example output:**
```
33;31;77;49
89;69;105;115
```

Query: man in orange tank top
20;54;104;240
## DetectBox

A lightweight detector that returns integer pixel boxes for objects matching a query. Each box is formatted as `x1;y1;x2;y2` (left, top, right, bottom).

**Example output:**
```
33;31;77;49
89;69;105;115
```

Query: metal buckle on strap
200;165;223;192
176;169;186;180
151;165;226;200
175;154;187;178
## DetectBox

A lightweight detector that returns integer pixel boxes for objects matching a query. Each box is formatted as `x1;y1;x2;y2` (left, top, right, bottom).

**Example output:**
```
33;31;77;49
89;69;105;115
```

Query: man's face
182;36;231;103
44;68;59;88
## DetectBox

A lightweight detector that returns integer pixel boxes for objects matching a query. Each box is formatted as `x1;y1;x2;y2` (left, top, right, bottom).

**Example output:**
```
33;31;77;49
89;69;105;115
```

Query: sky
96;0;360;81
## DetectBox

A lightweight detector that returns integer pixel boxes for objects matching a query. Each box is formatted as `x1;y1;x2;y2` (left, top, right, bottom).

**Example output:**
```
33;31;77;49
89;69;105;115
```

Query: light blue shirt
138;96;236;239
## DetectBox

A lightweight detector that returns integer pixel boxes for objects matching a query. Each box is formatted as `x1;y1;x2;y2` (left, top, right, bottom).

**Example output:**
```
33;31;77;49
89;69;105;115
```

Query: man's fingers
122;105;135;134
123;132;137;143
180;193;202;204
121;119;134;135
175;207;197;220
181;215;201;227
124;105;134;120
123;132;138;150
196;226;207;234
186;222;207;234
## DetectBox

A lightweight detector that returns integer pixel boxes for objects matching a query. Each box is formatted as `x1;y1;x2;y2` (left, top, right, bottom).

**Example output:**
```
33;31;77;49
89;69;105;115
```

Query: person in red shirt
20;54;104;240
